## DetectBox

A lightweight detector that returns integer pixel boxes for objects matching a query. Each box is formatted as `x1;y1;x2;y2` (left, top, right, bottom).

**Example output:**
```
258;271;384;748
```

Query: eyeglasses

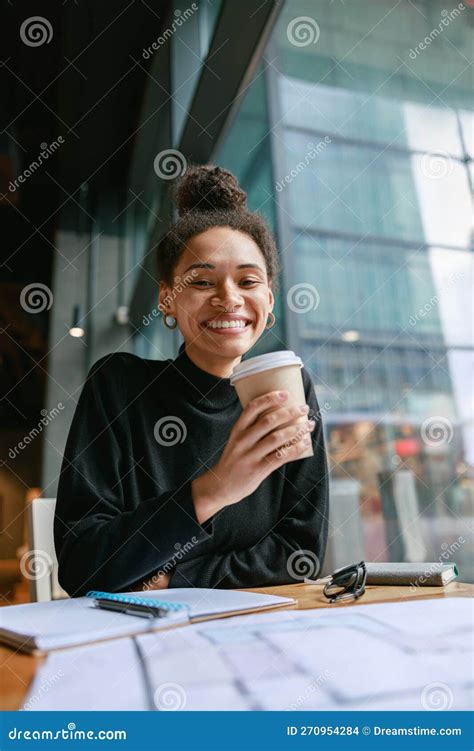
323;561;367;604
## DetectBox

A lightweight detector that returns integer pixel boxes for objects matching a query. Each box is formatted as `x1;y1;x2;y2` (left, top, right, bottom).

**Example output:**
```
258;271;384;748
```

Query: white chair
26;497;68;602
324;479;365;572
392;469;428;562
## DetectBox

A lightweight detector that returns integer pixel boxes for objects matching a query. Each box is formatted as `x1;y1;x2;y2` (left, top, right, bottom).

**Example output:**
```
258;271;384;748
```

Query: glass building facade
131;0;473;577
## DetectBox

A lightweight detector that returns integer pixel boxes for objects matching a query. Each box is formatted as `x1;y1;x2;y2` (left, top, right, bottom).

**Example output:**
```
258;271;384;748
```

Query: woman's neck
184;343;242;379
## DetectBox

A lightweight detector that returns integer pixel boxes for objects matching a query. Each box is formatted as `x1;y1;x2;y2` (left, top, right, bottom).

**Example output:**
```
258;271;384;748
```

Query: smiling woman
157;164;280;378
54;164;329;596
159;227;274;376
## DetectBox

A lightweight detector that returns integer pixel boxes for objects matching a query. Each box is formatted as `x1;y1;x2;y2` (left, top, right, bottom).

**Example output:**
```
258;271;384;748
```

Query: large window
215;68;287;355
217;0;473;578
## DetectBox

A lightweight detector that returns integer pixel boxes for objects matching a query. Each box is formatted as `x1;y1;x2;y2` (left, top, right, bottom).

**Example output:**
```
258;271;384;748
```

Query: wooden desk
242;579;474;610
1;581;473;711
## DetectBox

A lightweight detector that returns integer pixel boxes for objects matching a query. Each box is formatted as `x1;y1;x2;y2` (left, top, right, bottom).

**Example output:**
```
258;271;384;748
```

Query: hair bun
175;164;247;216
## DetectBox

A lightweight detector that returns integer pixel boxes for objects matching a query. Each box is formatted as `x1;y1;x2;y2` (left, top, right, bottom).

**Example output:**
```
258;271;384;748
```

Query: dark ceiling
0;0;171;426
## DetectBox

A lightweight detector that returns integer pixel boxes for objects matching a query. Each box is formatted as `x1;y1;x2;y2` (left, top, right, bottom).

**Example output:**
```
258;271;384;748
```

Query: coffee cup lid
230;350;303;386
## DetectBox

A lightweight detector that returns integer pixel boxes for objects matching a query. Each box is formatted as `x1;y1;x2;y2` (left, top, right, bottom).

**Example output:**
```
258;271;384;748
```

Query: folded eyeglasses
322;560;367;604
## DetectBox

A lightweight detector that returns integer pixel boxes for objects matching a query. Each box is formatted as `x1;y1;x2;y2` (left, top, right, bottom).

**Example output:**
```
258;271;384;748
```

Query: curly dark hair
156;164;280;290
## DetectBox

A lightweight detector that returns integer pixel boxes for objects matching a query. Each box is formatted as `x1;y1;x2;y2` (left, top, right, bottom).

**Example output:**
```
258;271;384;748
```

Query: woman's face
159;226;274;363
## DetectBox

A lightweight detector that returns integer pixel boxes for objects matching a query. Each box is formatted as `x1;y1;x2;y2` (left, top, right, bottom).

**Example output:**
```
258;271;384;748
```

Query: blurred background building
1;0;473;601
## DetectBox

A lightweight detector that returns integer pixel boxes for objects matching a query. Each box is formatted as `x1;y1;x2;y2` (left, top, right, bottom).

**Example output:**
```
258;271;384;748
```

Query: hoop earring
265;312;276;329
162;314;178;330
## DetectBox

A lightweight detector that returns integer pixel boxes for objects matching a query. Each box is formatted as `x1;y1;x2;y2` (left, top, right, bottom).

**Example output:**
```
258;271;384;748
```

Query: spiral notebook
0;587;296;655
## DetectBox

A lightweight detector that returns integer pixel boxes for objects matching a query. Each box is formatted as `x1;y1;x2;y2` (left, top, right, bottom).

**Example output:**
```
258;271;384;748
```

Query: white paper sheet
23;597;474;711
22;638;146;711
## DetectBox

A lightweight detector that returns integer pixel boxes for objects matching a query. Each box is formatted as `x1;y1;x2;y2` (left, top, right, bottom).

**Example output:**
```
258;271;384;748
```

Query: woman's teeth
205;320;248;329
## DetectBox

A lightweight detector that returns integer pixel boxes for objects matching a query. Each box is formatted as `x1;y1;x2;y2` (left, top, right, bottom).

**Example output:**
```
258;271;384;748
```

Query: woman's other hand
142;571;172;590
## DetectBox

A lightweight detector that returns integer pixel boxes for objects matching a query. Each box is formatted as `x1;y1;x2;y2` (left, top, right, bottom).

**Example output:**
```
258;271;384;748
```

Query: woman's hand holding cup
192;390;315;524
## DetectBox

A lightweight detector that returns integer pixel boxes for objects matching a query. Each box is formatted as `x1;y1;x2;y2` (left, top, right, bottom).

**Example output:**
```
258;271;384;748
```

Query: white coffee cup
230;350;314;460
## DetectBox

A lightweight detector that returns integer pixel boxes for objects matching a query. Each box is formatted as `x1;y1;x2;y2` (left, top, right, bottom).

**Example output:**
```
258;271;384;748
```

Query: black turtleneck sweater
54;343;329;597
